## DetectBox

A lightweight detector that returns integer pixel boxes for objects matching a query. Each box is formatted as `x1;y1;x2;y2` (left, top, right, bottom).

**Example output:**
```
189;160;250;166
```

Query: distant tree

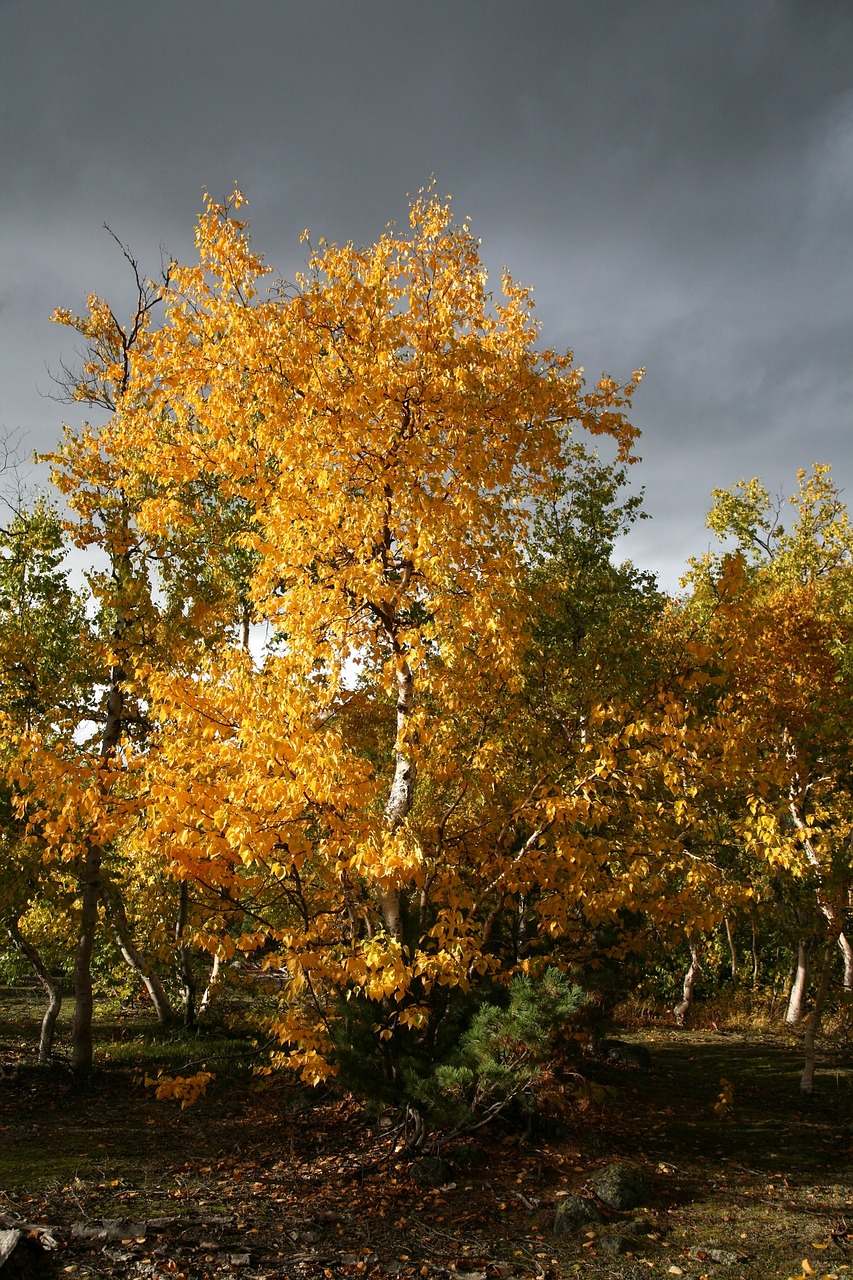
0;500;94;1059
685;464;853;1092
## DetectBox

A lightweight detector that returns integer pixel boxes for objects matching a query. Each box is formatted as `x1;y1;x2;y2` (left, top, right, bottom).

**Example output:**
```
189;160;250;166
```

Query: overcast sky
1;0;851;591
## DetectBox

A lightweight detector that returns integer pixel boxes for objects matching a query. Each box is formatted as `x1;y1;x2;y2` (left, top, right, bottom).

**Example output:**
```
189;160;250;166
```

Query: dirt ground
1;1012;851;1280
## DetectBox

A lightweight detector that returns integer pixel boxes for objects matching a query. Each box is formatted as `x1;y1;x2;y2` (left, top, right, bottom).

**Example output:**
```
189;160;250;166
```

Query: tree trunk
198;951;222;1017
71;841;101;1071
5;917;62;1063
724;916;738;986
785;936;815;1027
751;921;760;988
175;880;197;1028
838;930;853;993
72;658;126;1072
379;652;416;943
786;796;848;1091
800;937;835;1095
102;880;173;1024
674;937;701;1026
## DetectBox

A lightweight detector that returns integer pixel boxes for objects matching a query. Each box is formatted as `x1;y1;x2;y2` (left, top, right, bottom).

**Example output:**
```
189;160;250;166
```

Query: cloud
1;0;851;589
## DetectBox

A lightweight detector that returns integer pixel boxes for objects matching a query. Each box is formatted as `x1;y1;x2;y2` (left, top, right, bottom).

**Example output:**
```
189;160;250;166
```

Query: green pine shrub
404;967;589;1135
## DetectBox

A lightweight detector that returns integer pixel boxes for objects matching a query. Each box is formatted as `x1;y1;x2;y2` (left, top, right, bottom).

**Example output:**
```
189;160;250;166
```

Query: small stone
599;1233;634;1255
603;1039;652;1068
622;1219;655;1236
593;1162;651;1210
453;1143;487;1169
553;1196;602;1236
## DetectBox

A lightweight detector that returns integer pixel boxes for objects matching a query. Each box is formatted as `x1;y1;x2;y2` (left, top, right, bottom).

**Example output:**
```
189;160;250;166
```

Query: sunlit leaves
29;187;653;1081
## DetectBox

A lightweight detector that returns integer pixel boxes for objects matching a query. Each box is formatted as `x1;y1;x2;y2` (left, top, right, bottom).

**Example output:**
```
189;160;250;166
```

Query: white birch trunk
102;880;173;1025
199;952;222;1016
787;798;844;1084
674;937;701;1027
785;937;813;1027
379;654;415;942
72;659;125;1071
175;880;197;1027
838;931;853;992
724;916;738;986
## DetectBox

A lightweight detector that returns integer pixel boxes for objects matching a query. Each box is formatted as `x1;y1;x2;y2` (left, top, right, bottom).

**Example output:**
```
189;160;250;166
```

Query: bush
405;967;588;1135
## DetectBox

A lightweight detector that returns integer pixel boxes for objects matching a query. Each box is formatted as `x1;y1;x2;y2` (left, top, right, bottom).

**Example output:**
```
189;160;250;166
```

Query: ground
0;992;851;1280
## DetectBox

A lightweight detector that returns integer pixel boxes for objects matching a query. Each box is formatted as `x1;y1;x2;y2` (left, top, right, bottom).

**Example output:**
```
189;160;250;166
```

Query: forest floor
0;990;851;1280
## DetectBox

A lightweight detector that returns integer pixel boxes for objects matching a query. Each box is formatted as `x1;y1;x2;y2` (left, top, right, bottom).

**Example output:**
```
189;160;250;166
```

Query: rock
531;1114;569;1140
410;1155;453;1186
599;1232;635;1255
0;1230;50;1278
0;1232;21;1270
602;1039;652;1068
552;1196;602;1236
621;1218;655;1236
593;1162;651;1211
71;1218;147;1241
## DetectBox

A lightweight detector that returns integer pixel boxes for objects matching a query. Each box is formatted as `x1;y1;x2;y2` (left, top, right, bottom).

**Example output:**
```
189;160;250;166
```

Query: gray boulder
552;1196;601;1236
621;1219;654;1236
593;1162;651;1210
599;1232;635;1256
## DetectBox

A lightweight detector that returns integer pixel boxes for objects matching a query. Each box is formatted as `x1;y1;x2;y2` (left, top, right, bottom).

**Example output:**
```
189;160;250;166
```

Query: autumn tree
685;464;853;1091
8;248;218;1064
0;501;95;1058
40;188;652;1091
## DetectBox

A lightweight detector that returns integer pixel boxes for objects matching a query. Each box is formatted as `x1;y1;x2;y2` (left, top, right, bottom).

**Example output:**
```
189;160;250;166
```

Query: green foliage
332;979;495;1108
406;968;588;1133
525;450;662;699
0;499;93;732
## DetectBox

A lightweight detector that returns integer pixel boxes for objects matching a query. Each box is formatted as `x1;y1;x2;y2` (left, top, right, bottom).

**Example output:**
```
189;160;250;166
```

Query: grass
0;980;267;1072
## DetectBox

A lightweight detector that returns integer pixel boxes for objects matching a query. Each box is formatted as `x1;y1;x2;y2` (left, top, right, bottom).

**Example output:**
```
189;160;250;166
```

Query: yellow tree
687;465;853;1092
11;249;218;1065
45;188;646;1085
0;502;96;1060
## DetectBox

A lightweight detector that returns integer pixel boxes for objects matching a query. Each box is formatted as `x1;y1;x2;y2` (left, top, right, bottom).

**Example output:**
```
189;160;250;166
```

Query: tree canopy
1;191;850;1101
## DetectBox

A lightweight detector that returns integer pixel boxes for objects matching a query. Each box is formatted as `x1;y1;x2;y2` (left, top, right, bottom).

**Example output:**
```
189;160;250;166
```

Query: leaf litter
1;1027;851;1279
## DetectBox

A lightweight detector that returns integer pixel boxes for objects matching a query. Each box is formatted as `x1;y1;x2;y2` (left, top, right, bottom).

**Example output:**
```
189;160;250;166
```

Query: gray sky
1;0;851;591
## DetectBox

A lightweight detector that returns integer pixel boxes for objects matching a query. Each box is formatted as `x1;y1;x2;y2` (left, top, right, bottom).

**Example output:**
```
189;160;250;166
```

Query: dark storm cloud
1;0;851;588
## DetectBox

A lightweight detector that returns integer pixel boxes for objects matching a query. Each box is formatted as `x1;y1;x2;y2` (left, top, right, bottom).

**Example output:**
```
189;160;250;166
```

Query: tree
685;464;853;1092
8;245;206;1064
0;501;97;1059
45;187;646;1088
